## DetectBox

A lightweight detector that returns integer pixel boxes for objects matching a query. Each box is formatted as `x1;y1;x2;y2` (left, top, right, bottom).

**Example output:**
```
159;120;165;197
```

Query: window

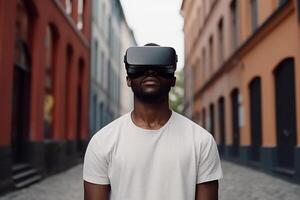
93;40;98;80
196;58;201;88
207;107;211;131
97;101;101;130
202;48;206;81
201;5;205;27
202;108;206;128
65;0;72;14
101;3;106;33
44;26;56;139
77;59;84;140
238;93;244;128
209;36;214;74
209;103;215;136
117;76;120;107
97;50;102;83
230;0;238;50
92;0;99;20
108;15;113;48
197;5;202;32
250;0;258;32
99;102;104;128
103;59;108;90
92;95;97;132
278;0;288;6
218;18;224;65
203;0;207;18
65;45;73;137
218;97;226;151
77;0;84;30
192;66;197;93
186;67;194;116
107;61;112;96
100;52;104;85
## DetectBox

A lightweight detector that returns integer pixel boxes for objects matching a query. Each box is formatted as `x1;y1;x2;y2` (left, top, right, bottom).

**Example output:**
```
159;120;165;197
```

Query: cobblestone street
0;165;84;200
219;161;300;200
0;160;300;200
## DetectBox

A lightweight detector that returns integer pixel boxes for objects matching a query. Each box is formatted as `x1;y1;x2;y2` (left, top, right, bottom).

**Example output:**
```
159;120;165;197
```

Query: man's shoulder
173;111;196;125
91;113;130;139
86;113;131;154
172;111;212;139
172;111;203;129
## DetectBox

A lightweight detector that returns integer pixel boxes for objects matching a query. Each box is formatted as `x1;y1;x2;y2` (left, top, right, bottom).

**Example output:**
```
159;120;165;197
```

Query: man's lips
142;77;159;85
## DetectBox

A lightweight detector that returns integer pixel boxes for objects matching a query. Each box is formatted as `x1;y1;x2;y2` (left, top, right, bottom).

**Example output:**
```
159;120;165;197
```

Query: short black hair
144;43;160;46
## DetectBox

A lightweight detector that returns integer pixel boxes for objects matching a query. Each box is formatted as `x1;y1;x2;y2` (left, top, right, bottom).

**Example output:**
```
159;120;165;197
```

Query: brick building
181;0;300;182
0;0;91;193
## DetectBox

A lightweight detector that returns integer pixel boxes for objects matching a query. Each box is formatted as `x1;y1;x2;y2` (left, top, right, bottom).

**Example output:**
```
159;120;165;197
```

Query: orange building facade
0;0;90;193
181;0;300;182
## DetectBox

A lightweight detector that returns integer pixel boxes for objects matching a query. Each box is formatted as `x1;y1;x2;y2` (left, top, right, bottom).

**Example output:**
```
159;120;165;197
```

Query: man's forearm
195;180;219;200
84;181;110;200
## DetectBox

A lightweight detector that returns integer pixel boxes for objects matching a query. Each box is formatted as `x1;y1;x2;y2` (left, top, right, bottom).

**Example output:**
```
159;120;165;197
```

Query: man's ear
171;76;176;87
126;76;131;87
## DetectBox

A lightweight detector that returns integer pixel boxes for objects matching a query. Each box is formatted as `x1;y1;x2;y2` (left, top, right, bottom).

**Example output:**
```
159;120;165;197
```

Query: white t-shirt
83;111;223;200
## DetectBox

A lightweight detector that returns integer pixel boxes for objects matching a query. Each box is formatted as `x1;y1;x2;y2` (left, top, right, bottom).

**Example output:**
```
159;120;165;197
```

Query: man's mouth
142;77;159;85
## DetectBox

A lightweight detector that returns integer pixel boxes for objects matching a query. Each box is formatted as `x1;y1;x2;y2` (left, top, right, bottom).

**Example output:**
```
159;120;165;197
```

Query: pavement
0;160;299;200
219;161;300;200
0;165;84;200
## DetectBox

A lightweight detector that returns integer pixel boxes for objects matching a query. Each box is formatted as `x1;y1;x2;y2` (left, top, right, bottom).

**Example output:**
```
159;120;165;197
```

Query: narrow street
219;161;300;200
0;160;299;200
0;165;84;200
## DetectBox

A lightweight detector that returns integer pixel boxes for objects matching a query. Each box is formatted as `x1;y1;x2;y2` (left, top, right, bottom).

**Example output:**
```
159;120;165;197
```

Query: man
83;43;223;200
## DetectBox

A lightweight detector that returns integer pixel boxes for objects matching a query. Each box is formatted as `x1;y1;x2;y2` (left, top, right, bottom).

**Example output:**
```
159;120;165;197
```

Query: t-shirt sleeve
197;133;223;184
83;136;110;185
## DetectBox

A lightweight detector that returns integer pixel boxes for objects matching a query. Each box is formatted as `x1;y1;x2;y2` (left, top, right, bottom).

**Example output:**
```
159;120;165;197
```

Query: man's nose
145;69;157;76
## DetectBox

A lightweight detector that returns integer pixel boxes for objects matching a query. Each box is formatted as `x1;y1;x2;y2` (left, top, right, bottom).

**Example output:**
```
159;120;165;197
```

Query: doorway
274;58;297;170
218;97;226;153
249;77;262;162
231;89;240;157
11;41;31;163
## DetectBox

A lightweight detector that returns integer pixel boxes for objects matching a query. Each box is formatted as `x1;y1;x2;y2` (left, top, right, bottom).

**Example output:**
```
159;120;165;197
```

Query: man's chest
108;132;197;180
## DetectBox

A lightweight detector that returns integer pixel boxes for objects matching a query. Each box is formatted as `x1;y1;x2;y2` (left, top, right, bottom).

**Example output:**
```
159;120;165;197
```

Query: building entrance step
12;163;42;189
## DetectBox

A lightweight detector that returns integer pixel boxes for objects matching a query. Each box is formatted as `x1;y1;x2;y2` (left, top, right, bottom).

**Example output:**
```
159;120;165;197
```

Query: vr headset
124;46;178;78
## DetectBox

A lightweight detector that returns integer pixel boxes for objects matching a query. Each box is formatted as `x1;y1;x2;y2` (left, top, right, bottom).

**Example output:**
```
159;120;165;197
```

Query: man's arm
195;180;219;200
84;181;110;200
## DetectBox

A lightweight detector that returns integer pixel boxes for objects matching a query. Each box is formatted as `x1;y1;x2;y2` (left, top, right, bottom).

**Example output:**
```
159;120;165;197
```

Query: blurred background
0;0;299;199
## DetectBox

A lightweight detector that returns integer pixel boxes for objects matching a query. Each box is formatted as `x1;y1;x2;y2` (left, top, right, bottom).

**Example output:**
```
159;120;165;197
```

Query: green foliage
169;69;184;114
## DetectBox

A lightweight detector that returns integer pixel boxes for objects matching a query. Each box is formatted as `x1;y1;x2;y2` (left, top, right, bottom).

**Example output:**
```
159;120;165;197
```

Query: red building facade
0;0;91;193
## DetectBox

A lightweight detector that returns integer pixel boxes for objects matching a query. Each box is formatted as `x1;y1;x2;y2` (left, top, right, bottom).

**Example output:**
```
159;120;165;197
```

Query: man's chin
135;92;166;102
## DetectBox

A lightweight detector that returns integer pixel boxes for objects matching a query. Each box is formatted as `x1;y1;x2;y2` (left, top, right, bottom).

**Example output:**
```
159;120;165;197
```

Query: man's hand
84;181;110;200
195;180;219;200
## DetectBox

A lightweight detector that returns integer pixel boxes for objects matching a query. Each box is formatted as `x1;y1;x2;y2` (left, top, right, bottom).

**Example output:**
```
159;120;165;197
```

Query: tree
169;69;184;114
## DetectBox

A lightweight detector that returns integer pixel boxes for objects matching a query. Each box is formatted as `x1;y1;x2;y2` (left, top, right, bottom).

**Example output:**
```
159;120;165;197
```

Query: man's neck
131;96;172;130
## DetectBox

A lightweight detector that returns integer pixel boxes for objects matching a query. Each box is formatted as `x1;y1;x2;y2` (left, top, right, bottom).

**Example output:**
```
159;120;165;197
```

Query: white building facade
89;0;136;135
119;17;137;114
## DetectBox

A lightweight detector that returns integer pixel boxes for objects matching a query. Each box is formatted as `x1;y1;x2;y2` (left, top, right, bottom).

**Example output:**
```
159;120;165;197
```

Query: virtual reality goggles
124;46;178;78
